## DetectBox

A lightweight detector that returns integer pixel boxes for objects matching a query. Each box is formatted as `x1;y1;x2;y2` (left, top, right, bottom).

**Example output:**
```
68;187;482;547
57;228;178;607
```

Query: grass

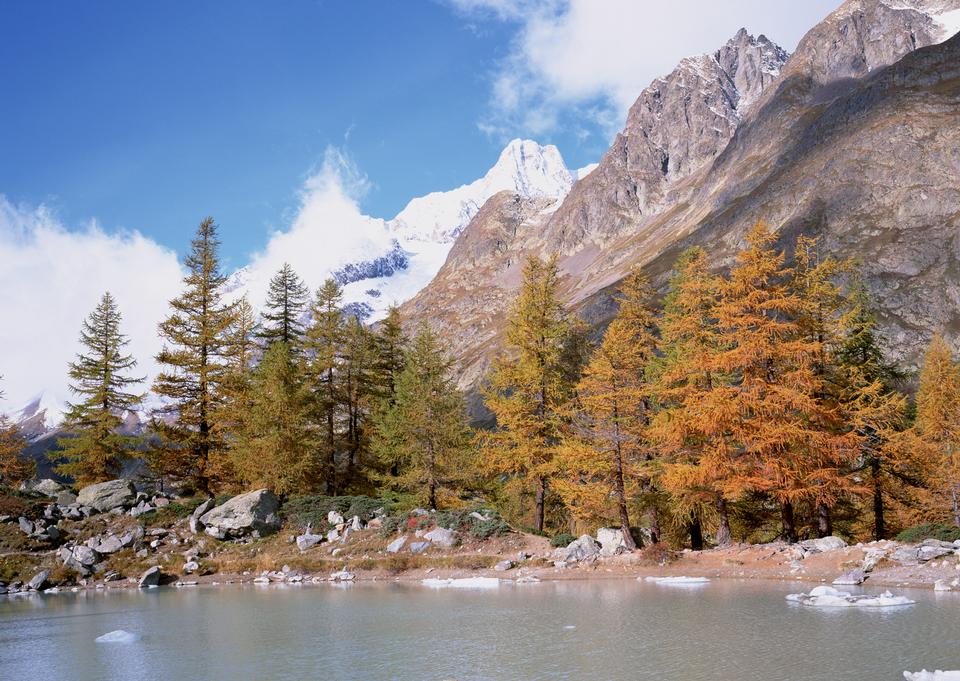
896;523;960;543
137;498;205;529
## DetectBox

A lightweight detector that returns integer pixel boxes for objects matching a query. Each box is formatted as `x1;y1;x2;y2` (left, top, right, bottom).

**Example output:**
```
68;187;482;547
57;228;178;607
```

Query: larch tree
650;247;732;548
219;296;259;489
228;341;317;496
55;292;143;484
913;334;960;526
151;218;236;496
0;378;32;485
374;305;407;477
258;262;309;349
305;278;346;494
707;223;856;543
371;322;471;509
482;255;575;533
556;269;657;550
342;315;377;485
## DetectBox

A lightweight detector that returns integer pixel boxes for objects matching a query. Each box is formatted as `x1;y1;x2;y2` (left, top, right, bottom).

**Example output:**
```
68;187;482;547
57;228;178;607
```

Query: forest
2;218;959;549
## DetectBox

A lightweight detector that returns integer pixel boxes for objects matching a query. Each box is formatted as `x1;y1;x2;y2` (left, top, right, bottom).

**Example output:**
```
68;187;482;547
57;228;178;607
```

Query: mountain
403;0;960;408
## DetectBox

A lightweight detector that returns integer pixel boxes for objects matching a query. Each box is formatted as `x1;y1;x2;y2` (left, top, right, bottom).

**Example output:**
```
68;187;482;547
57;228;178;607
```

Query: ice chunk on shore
95;630;141;643
904;672;960;680
421;577;501;589
787;586;914;608
643;576;711;585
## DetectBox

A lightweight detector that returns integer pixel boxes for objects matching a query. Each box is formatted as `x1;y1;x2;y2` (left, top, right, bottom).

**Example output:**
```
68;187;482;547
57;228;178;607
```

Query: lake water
1;579;958;680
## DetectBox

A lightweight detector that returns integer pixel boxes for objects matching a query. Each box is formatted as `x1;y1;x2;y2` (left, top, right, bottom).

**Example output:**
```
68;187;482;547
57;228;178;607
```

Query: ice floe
643;576;711;585
421;577;501;589
786;586;914;607
95;630;141;643
904;672;960;680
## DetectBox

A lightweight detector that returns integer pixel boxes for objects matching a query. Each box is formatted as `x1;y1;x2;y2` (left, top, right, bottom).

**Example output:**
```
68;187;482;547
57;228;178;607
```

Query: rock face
77;480;136;513
596;528;630;556
404;0;960;401
199;490;281;540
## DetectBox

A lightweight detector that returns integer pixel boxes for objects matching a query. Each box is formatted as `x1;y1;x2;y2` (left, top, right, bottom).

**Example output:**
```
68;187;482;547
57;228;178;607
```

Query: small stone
296;533;323;552
183;561;200;574
408;541;431;554
424;526;457;548
327;511;344;525
329;569;355;582
833;568;866;585
494;560;514;572
27;570;50;591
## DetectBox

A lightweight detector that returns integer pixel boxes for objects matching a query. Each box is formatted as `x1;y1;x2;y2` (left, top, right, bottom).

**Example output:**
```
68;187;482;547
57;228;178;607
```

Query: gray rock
190;497;216;534
89;534;125;554
329;569;354;581
154;497;170;508
199;489;281;540
21;479;65;497
327;510;344;525
494;560;514;572
56;491;78;506
77;480;136;513
296;533;323;552
424;526;457;548
386;535;407;553
833;568;866;585
798;536;847;554
138;566;161;588
27;570;50;591
408;541;431;554
183;561;199;574
862;549;887;573
17;517;33;535
561;535;601;563
350;515;363;531
129;500;155;518
596;527;629;556
59;544;99;574
918;540;955;562
326;528;340;543
890;545;920;565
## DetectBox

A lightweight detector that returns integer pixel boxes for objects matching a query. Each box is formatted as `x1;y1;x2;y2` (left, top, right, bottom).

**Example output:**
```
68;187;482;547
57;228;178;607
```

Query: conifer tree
219;296;259;489
650;247;732;547
913;334;960;526
372;322;471;509
375;305;407;402
151;218;236;495
258;263;309;348
342;315;377;485
482;255;575;533
0;379;32;485
556;269;657;549
707;224;855;542
305;278;346;494
55;292;143;484
228;342;317;495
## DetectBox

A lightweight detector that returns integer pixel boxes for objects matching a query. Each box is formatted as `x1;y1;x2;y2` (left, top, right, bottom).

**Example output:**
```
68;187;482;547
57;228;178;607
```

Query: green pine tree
55;292;143;484
258;263;309;349
372;322;472;509
151;218;236;495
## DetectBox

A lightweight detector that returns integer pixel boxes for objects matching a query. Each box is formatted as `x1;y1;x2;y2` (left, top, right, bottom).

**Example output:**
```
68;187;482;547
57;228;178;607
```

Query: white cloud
449;0;839;139
238;146;397;312
0;197;183;418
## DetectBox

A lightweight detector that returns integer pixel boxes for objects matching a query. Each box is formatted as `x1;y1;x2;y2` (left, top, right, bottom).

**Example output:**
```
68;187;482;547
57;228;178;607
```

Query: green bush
896;523;960;543
550;533;575;548
469;517;511;540
282;495;392;530
137;497;204;527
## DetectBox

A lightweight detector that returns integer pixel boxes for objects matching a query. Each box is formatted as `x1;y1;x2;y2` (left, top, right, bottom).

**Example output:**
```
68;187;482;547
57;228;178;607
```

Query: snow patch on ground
786;585;915;608
643;576;711;585
904;672;960;681
934;8;960;40
95;630;141;643
421;577;501;589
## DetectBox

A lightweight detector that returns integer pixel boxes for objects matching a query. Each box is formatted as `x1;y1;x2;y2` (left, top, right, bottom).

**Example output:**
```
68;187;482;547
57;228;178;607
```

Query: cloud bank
0;197;183;417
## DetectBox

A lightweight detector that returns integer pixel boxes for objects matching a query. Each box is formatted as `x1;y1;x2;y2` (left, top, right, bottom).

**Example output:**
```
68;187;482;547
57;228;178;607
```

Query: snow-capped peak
390;139;575;244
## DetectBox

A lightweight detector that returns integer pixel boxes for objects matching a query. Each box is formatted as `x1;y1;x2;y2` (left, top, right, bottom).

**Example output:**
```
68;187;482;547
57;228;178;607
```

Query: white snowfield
904;672;960;681
421;577;501;589
643;576;711;585
786;585;915;607
95;630;141;643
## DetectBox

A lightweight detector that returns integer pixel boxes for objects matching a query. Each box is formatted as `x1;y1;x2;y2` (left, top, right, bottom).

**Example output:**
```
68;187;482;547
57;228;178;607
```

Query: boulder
17;517;34;535
560;535;601;563
494;560;514;572
296;533;323;552
77;480;136;513
326;528;340;543
55;491;78;506
138;566;161;588
129;500;155;518
890;545;921;565
327;510;344;525
59;544;99;574
918;539;957;562
190;498;216;534
408;541;431;554
23;479;65;497
199;490;281;540
798;536;847;554
833;568;866;585
27;570;50;591
386;535;407;553
88;534;124;554
424;526;457;548
183;561;199;574
862;548;888;572
350;515;363;531
597;527;629;556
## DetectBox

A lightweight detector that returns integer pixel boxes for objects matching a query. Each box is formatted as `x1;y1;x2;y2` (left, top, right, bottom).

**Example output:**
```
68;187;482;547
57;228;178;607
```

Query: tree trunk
429;481;437;511
716;496;732;546
780;501;798;543
534;476;547;534
646;506;661;544
689;517;704;551
817;503;832;538
871;457;885;540
613;442;636;550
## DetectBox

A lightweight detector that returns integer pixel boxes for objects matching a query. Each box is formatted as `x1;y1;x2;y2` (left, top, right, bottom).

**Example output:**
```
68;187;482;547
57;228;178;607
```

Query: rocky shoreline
3;479;960;598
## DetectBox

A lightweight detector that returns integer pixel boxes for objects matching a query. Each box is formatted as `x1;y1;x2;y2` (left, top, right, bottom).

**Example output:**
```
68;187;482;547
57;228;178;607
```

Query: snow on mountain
11;392;65;440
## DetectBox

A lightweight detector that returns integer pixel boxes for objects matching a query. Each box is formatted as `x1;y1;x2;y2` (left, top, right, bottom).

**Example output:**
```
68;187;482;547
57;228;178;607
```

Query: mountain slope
405;0;960;402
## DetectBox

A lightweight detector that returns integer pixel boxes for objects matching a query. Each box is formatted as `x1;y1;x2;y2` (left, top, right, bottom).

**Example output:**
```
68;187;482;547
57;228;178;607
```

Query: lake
1;578;958;680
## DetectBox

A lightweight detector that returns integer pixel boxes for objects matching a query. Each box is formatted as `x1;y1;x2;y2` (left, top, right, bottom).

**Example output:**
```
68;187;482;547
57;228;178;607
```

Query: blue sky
0;0;837;265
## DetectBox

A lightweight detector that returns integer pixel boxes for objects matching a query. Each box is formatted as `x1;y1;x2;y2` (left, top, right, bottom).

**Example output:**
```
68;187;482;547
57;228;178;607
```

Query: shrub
469;517;511;540
281;495;392;529
896;523;960;543
550;533;575;548
137;497;204;528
